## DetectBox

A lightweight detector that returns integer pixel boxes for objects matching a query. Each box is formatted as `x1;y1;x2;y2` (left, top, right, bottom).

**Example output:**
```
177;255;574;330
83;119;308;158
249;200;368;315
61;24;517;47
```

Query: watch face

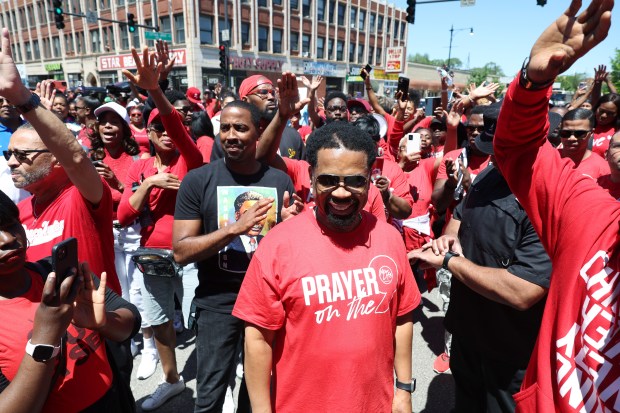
32;345;54;361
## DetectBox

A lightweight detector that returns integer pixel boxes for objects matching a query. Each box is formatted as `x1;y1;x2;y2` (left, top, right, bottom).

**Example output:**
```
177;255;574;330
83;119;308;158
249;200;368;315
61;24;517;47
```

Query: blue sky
394;0;619;78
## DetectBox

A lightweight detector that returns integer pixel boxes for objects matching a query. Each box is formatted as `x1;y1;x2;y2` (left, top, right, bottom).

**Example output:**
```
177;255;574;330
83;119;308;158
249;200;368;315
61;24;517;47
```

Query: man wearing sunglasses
558;108;609;179
0;95;28;203
233;121;420;413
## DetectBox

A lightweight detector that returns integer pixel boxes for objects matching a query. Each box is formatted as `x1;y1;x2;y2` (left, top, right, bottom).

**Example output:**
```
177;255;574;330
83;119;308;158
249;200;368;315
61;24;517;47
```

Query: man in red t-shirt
597;131;620;199
493;3;618;411
233;121;420;413
557;108;610;179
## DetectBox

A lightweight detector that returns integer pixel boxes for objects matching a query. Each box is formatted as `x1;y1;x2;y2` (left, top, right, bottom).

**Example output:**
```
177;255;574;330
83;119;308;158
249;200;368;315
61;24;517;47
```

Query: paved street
129;289;455;412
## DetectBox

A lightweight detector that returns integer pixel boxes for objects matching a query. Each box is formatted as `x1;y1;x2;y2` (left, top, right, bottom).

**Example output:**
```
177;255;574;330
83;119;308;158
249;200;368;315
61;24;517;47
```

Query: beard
11;163;52;189
324;198;362;229
261;107;277;122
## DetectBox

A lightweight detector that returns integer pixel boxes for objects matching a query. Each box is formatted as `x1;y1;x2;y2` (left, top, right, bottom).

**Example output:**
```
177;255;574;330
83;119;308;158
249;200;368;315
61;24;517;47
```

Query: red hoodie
495;74;620;413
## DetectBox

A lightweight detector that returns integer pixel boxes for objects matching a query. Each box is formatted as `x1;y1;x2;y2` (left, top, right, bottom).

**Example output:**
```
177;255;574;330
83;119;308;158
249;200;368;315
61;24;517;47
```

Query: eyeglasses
558;129;591;139
130;113;143;117
3;149;51;162
466;125;483;133
75;105;88;110
326;105;348;113
174;106;192;113
149;123;166;133
315;174;369;193
249;89;276;99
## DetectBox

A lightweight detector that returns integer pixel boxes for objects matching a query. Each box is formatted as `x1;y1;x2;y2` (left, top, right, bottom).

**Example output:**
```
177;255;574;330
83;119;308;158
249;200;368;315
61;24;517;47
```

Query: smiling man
173;100;296;413
233;121;420;413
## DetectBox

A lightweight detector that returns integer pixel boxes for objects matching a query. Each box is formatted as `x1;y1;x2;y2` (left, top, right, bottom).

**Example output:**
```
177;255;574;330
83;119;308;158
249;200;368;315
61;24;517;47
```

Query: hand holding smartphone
52;238;78;291
397;77;410;102
360;64;372;80
406;133;421;154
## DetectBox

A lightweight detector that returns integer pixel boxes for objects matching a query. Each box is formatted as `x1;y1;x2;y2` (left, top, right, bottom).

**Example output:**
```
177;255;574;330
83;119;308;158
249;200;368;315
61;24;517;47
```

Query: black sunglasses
3;149;50;162
175;106;193;113
466;125;483;133
559;129;591;139
315;174;368;193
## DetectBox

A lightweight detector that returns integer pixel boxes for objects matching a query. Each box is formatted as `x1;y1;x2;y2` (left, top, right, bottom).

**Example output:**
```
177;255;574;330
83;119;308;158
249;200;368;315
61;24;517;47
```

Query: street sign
221;29;230;42
145;31;172;41
86;11;97;24
460;0;475;5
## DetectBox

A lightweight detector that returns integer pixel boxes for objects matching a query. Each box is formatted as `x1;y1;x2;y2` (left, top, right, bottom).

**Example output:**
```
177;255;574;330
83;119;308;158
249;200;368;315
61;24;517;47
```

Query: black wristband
395;378;416;393
442;251;460;270
519;57;555;91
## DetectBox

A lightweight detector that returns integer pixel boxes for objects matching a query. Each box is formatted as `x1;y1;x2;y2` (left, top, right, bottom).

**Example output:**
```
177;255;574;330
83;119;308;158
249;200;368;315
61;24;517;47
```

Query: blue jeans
194;307;250;413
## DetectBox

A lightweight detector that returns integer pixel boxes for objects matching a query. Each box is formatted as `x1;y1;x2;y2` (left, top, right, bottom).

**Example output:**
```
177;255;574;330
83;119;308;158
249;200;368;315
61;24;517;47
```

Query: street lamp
447;25;473;70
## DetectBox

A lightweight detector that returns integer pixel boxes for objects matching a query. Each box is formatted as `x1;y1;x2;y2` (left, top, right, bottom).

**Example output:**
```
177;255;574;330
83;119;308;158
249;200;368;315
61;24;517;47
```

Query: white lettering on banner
555;250;620;411
301;255;399;324
24;220;64;246
98;50;187;70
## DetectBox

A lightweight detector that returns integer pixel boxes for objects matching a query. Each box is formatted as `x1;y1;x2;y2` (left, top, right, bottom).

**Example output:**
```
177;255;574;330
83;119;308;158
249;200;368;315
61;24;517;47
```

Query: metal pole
447;24;453;70
224;0;229;87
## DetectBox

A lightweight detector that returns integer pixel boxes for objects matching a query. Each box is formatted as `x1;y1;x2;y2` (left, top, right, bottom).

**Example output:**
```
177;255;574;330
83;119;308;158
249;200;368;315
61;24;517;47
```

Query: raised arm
0;29;103;205
363;69;387;116
300;75;324;129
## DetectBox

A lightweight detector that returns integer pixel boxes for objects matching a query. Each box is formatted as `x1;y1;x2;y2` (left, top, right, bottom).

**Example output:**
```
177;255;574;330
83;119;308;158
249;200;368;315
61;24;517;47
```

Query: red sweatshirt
495;75;620;413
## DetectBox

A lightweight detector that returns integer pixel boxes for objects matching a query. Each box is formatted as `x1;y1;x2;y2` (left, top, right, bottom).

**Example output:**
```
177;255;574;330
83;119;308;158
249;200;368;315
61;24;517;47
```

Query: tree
611;48;620;92
557;72;587;91
467;62;504;85
408;53;462;69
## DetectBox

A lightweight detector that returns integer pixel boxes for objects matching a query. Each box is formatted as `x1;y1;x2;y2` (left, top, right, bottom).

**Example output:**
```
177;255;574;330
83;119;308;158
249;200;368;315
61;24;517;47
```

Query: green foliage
611;48;620;93
407;53;462;69
557;72;587;91
467;62;504;85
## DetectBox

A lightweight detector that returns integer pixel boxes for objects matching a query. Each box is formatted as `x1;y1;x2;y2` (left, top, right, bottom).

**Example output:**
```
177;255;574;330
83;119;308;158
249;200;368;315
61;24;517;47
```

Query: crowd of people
0;0;619;412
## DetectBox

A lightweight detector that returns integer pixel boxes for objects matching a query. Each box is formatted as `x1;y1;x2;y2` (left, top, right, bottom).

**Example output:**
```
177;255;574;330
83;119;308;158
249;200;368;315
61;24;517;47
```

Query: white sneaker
130;340;140;358
173;310;184;333
137;349;159;380
222;386;235;413
141;376;185;411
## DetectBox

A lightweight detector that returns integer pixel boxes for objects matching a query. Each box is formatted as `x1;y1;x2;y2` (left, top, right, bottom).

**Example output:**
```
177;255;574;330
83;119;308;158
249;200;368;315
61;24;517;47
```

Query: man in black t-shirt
173;100;296;413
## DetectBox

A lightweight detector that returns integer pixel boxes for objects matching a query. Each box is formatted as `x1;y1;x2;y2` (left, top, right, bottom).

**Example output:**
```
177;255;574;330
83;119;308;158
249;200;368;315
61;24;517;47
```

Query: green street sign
145;31;172;42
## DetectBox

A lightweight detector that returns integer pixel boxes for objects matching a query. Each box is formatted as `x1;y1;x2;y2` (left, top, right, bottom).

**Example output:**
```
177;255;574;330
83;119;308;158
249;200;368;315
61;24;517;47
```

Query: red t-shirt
102;149;137;218
495;77;620;413
406;158;436;219
196;135;214;164
297;125;313;142
383;113;405;161
591;124;617;157
596;174;620;200
19;181;121;294
232;210;420;413
130;124;150;155
574;152;610;180
379;158;415;211
282;157;386;221
0;270;112;412
117;110;203;249
77;126;92;148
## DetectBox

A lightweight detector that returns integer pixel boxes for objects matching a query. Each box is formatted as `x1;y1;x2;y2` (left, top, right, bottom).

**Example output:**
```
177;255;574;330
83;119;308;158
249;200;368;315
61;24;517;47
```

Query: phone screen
397;77;410;101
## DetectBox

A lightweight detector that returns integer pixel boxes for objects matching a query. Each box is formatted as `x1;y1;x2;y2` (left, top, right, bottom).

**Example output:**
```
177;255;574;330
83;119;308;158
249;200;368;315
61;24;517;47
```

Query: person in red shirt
590;93;619;156
558;108;610;179
493;2;618;411
186;86;206;113
597;132;620;199
119;46;203;411
128;104;151;157
233;121;420;413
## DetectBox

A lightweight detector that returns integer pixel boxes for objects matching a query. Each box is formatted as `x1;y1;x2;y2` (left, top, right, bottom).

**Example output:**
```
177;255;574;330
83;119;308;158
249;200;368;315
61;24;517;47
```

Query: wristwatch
395;378;416;393
25;339;61;362
442;251;460;270
519;57;555;90
14;92;41;115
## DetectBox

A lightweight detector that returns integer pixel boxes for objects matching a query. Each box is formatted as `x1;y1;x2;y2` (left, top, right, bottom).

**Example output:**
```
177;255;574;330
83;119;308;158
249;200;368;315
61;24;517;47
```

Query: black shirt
174;158;295;313
444;164;552;366
210;126;305;162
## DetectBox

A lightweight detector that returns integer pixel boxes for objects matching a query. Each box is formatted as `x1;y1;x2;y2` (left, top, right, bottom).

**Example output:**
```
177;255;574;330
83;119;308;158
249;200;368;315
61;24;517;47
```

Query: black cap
474;102;502;155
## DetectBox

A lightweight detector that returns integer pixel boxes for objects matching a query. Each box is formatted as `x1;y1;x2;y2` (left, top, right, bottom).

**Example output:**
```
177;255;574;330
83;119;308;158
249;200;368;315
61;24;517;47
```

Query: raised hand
469;82;500;101
447;101;464;130
72;263;107;330
277;72;311;119
34;80;56;111
281;191;304;221
528;0;613;84
594;64;609;83
0;29;30;105
122;47;161;91
300;75;324;92
155;40;175;79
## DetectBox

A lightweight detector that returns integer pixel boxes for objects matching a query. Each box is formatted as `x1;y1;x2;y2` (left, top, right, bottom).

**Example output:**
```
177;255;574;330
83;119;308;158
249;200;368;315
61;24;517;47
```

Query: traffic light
537;0;547;5
406;0;416;24
219;44;227;74
53;0;65;29
127;13;136;33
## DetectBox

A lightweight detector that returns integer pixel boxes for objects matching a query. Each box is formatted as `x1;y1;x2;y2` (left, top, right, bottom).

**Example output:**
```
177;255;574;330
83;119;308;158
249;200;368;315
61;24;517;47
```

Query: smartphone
425;97;442;117
360;64;372;80
91;159;103;167
371;157;384;182
52;80;68;92
406;133;421;154
397;77;410;101
51;238;78;290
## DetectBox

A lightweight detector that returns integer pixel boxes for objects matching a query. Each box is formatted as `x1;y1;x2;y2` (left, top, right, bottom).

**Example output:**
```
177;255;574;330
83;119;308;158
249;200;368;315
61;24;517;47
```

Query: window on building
89;0;98;11
357;43;364;63
327;38;334;59
336;40;344;61
199;15;214;44
337;3;345;26
160;16;171;35
33;40;40;59
218;18;230;44
394;20;399;38
241;22;250;45
77;32;85;54
117;0;124;5
131;28;139;48
100;0;109;9
317;0;326;21
369;45;374;64
258;0;267;6
317;37;325;59
19;8;26;27
376;47;382;65
350;8;357;28
25;42;31;60
90;30;100;53
273;0;282;5
302;0;311;17
120;28;129;50
386;18;391;33
328;0;336;24
174;14;185;43
11;44;20;62
377;15;383;31
290;32;299;52
53;36;61;57
28;5;35;26
400;22;406;38
290;0;299;9
44;39;50;58
348;42;355;62
273;28;283;53
302;34;310;55
369;13;376;30
258;26;269;52
359;9;366;28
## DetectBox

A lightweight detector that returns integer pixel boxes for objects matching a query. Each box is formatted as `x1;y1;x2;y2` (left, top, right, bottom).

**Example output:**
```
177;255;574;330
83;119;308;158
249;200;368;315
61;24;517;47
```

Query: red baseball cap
186;87;201;104
238;75;273;99
147;108;162;125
